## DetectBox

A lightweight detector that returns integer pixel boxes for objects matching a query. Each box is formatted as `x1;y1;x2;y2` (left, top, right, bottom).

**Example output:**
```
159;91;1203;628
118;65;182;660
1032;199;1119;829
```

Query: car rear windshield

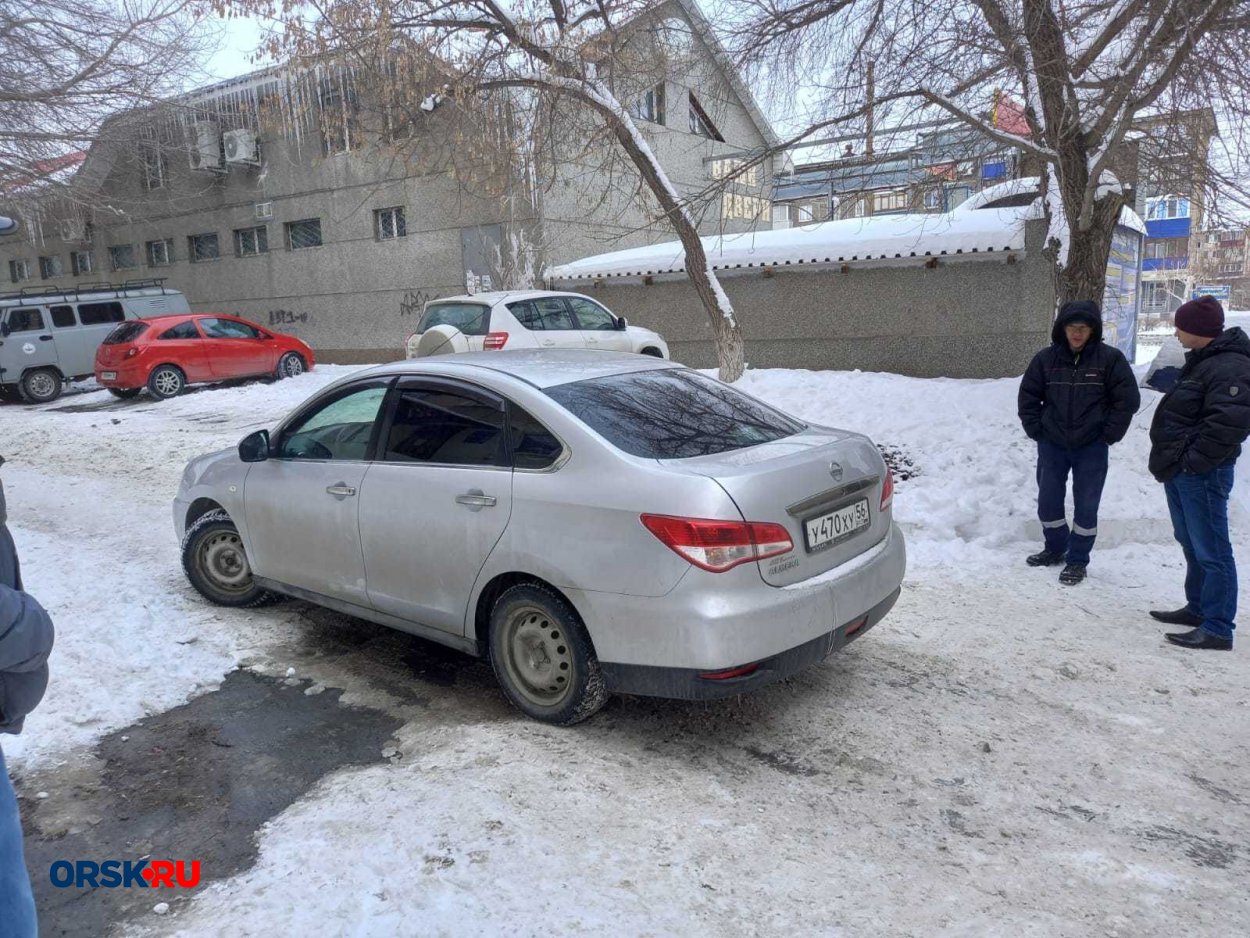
546;369;807;458
102;322;148;344
418;303;490;337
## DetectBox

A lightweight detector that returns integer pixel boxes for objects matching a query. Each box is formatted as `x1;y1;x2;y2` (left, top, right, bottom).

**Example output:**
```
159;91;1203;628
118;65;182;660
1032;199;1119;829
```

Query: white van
0;279;190;404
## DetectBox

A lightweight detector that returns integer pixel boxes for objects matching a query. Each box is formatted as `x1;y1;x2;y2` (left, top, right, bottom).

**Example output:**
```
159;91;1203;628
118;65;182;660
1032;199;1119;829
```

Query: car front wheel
276;351;306;379
488;583;607;725
181;509;277;608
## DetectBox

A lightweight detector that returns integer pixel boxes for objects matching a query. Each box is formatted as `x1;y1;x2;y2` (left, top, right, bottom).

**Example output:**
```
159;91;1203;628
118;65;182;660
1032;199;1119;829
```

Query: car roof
136;312;247;325
359;349;682;389
426;290;590;306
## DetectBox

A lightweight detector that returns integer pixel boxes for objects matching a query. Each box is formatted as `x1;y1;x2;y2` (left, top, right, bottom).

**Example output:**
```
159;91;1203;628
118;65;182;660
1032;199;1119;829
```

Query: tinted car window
418;303;490;336
278;384;388;461
103;322;149;344
160;321;200;340
535;298;576;330
547;369;807;459
508;405;563;469
7;308;44;332
507;300;542;330
383;387;506;466
78;302;125;325
201;317;261;339
567;297;616;331
50;305;77;328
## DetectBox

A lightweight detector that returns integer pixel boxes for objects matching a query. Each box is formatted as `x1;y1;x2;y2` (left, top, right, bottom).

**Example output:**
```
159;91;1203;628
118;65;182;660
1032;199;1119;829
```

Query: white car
404;290;670;359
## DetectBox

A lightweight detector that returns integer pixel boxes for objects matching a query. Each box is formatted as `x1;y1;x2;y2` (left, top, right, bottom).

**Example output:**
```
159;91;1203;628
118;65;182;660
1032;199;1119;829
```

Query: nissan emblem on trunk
829;461;843;482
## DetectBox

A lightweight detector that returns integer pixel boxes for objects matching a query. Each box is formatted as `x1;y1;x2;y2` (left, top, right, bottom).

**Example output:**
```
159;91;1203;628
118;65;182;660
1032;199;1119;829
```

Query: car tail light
483;332;509;350
880;468;894;511
699;662;761;681
640;514;793;573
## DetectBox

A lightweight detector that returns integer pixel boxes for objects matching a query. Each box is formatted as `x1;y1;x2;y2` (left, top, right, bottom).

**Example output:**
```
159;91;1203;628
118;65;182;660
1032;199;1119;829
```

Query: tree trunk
1054;195;1124;308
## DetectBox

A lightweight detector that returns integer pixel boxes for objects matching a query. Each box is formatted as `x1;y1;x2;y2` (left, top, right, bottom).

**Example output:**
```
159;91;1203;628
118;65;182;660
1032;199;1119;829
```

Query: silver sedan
174;351;906;724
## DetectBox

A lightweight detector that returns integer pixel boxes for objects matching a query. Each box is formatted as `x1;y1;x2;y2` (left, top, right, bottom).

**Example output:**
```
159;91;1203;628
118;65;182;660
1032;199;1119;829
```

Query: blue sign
1193;284;1232;302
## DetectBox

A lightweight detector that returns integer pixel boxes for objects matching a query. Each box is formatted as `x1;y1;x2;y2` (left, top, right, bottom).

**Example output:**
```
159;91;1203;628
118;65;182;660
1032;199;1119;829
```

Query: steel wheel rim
154;370;181;396
27;372;56;399
283;355;304;377
199;530;252;594
501;604;574;707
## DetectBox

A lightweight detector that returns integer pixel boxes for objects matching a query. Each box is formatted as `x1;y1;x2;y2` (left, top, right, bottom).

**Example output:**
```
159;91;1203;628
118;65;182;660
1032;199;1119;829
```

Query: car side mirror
615;316;628;330
238;429;270;463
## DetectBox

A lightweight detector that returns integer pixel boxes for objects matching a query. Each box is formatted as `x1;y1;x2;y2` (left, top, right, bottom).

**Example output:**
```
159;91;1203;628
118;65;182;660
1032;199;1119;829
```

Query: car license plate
101;371;117;380
804;498;870;552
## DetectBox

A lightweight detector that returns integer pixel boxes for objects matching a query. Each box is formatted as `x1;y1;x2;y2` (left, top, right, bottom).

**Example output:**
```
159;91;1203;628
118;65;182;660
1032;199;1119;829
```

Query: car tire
640;347;664;358
19;367;63;404
181;509;278;608
147;364;185;399
275;351;306;379
107;387;142;400
488;583;607;725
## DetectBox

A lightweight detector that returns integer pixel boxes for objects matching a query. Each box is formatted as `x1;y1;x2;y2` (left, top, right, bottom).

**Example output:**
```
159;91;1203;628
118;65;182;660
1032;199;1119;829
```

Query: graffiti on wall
399;290;435;317
268;309;310;327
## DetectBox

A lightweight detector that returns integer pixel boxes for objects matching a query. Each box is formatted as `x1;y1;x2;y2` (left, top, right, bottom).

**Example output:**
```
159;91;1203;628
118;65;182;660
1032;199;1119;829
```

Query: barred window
71;250;95;276
109;244;137;270
188;233;219;262
286;218;322;250
146;238;174;267
376;207;406;240
38;255;64;279
234;226;268;257
8;258;29;282
142;147;167;190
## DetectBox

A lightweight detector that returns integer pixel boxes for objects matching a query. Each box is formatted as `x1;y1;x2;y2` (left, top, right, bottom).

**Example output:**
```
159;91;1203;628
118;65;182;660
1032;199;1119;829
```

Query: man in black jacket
1019;300;1141;585
1147;296;1250;650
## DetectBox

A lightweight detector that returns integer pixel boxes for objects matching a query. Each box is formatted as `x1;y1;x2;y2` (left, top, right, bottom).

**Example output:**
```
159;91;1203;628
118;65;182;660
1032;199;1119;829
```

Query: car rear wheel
275;351;306;379
641;347;664;358
488;583;607;725
19;368;63;404
147;364;185;399
107;387;142;400
181;509;277;608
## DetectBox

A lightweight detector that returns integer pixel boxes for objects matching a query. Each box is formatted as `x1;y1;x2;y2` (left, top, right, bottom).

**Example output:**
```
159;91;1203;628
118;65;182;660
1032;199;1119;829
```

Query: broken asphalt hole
18;667;404;937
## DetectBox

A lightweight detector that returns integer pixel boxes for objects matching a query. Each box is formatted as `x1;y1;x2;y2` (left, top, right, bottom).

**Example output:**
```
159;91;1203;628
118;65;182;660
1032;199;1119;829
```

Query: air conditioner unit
223;128;260;166
254;201;273;220
187;121;224;174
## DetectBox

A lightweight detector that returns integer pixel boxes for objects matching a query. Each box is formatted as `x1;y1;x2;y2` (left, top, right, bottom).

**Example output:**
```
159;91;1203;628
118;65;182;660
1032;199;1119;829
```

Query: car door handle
455;492;496;509
39;335;53;341
326;483;357;497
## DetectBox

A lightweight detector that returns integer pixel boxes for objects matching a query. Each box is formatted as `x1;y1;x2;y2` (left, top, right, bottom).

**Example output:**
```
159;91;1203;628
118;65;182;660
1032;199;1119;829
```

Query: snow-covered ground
4;361;1249;935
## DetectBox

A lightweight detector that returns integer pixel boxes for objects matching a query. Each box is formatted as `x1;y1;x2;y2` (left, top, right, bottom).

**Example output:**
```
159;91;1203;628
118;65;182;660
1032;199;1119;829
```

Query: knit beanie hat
1175;296;1225;338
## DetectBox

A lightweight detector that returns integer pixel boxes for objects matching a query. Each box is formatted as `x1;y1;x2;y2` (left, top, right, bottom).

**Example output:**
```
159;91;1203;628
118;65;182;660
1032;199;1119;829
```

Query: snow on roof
957;176;1147;234
546;206;1034;282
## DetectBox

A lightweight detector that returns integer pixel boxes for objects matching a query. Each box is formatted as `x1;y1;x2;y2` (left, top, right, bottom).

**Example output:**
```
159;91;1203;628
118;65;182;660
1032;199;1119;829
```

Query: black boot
1150;607;1203;626
1027;549;1064;567
1165;628;1232;651
1059;563;1086;585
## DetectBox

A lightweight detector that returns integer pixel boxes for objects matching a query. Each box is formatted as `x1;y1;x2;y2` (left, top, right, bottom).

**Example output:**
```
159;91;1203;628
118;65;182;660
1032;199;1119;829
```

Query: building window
771;205;792;230
721;193;769;221
375;207;406;241
1146;196;1190;220
1219;261;1245;275
39;255;64;280
146;238;174;267
71;250;94;276
797;203;815;223
141;147;168;190
1146;239;1186;259
711;158;760;187
923;189;944;211
285;218;323;250
946;185;973;209
109;244;137;270
319;76;360;154
8;258;30;283
234;226;268;257
874;190;910;213
688;92;724;141
188;233;219;262
631;84;666;125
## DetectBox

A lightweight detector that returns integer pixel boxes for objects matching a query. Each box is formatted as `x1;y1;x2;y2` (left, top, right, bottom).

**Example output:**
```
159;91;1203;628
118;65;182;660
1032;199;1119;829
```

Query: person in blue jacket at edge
0;458;56;938
1018;300;1142;585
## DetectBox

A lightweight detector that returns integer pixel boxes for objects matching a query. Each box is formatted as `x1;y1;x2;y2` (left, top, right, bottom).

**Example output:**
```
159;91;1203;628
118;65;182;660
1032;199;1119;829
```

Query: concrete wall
548;219;1056;379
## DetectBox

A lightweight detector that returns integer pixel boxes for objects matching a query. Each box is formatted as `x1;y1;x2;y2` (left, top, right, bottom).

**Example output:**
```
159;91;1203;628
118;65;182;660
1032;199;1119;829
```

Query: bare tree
726;0;1250;306
0;0;219;197
222;0;749;380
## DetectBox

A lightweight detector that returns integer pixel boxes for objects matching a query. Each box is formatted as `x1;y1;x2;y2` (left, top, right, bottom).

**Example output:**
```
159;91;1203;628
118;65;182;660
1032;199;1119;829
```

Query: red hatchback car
95;313;315;400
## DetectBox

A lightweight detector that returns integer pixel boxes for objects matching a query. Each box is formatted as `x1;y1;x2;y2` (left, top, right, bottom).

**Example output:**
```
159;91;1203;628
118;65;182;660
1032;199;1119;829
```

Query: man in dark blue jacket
1148;296;1250;650
0;469;54;938
1018;301;1141;584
